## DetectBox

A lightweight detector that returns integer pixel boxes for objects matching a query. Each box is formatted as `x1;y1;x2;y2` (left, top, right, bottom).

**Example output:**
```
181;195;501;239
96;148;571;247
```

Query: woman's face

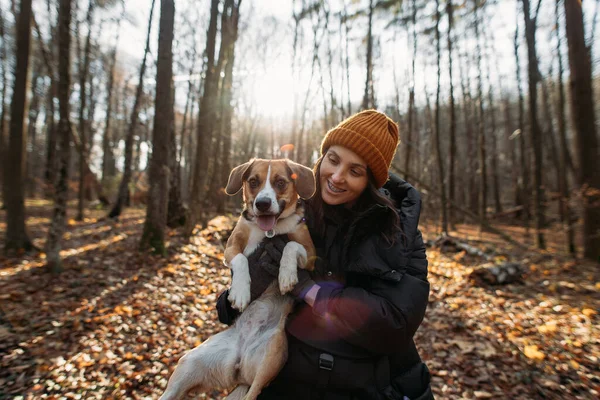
319;145;369;207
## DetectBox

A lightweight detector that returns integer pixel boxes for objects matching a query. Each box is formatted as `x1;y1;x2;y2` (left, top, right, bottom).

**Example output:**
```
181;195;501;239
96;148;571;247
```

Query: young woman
218;110;433;400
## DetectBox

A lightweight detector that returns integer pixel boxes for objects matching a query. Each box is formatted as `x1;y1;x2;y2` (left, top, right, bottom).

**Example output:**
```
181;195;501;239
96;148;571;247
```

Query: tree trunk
101;20;121;186
108;0;156;219
555;0;576;255
458;32;477;217
76;0;95;220
184;0;220;237
522;0;545;249
447;0;456;228
4;0;34;254
26;65;42;197
45;0;72;272
343;0;351;116
216;0;241;214
481;18;502;215
167;83;186;227
434;0;448;234
405;0;417;182
361;0;374;110
473;0;487;231
514;9;530;234
0;6;8;207
140;0;174;255
564;0;600;260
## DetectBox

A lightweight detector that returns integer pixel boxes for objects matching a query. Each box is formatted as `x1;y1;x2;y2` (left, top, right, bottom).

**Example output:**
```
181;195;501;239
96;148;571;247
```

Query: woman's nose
331;169;345;183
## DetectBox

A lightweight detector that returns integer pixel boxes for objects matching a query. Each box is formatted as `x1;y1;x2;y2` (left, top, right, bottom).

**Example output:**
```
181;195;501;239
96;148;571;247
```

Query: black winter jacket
217;174;432;400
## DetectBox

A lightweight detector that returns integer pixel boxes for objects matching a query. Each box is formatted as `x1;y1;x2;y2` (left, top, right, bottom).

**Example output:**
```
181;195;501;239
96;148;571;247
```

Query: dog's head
225;159;316;232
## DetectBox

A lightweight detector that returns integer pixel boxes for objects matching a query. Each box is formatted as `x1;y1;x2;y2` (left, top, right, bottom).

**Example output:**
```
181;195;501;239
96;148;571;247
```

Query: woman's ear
225;160;254;195
286;160;316;199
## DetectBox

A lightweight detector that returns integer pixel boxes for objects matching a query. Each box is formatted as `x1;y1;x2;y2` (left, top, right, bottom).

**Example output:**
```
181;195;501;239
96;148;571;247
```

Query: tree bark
26;65;42;197
447;0;456;228
564;0;600;260
522;0;545;249
434;0;448;234
101;17;122;186
473;0;487;231
216;0;241;214
76;0;95;220
108;0;156;219
458;39;476;219
0;6;8;206
184;0;221;237
140;0;174;254
4;0;34;254
45;0;72;272
514;9;530;234
361;0;374;110
405;0;417;183
554;0;575;255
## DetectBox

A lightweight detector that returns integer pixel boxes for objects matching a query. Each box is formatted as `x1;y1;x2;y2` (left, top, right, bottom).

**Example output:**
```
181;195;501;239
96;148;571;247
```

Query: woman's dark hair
308;153;402;245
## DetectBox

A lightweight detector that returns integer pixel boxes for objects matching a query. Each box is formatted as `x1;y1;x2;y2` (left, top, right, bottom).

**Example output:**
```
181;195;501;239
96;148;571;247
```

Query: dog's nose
255;198;271;212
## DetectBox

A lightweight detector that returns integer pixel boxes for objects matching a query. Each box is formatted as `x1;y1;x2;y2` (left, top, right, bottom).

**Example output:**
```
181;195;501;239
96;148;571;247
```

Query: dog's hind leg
225;385;250;400
243;323;289;400
160;329;239;400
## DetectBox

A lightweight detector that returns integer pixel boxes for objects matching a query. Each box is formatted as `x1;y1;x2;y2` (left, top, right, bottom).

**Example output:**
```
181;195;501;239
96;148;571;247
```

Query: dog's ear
286;160;316;199
226;160;254;195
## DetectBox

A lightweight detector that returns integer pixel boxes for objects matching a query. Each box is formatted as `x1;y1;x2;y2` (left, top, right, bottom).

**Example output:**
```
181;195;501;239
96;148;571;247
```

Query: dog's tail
225;385;249;400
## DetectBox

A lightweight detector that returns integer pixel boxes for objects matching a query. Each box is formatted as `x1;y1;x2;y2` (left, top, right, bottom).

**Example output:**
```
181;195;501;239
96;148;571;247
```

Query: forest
0;0;598;398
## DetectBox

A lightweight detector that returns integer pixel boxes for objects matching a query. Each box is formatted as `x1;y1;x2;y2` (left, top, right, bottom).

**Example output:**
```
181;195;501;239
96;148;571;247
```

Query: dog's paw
278;267;298;295
228;282;251;311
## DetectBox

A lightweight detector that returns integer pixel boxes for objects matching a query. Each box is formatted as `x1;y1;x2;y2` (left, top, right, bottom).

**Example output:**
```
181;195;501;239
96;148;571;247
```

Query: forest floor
0;201;599;399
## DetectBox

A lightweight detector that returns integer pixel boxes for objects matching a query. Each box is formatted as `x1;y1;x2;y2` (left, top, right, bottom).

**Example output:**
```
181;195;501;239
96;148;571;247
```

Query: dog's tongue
257;215;277;232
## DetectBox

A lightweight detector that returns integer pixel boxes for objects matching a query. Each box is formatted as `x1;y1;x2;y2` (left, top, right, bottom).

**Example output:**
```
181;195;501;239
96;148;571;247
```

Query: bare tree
45;0;73;272
521;0;545;249
554;0;575;255
405;0;417;182
473;0;487;231
514;7;530;233
108;0;156;219
185;0;220;237
140;0;174;254
76;0;95;220
101;8;123;186
0;6;8;207
361;0;375;110
434;0;448;234
563;0;600;260
4;0;34;254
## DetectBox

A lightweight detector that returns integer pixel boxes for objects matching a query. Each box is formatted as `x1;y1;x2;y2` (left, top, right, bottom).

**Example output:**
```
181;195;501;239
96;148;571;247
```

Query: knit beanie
320;110;400;188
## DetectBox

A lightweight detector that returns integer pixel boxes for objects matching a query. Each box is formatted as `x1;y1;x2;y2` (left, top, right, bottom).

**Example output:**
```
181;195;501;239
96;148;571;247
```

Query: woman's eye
351;169;361;177
328;156;338;165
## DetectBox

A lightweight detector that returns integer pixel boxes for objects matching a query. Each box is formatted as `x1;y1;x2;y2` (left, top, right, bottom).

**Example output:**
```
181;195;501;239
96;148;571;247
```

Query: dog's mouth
256;214;277;231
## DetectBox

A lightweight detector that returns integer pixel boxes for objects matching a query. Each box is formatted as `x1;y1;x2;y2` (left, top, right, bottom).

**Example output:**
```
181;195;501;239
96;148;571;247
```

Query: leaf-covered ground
0;202;598;399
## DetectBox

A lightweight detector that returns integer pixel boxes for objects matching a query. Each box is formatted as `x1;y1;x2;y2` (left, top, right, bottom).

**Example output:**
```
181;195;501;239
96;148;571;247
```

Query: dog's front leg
228;253;251;311
278;241;307;294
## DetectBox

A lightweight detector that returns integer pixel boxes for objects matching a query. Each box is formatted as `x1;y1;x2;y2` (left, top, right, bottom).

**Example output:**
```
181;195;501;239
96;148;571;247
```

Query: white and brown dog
160;159;316;400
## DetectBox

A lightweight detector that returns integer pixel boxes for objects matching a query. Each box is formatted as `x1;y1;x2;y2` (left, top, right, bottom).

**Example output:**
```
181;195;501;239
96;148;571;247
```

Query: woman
218;110;433;399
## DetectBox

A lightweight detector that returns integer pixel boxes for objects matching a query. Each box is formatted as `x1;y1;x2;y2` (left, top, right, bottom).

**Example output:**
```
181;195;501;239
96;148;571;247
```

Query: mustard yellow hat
320;110;400;188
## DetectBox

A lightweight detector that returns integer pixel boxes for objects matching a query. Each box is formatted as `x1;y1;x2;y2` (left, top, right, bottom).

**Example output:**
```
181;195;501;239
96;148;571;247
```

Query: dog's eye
276;180;287;189
248;178;259;189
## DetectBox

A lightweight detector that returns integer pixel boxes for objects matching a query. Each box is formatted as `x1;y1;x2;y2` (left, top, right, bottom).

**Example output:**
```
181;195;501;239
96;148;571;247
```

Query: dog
160;159;316;400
